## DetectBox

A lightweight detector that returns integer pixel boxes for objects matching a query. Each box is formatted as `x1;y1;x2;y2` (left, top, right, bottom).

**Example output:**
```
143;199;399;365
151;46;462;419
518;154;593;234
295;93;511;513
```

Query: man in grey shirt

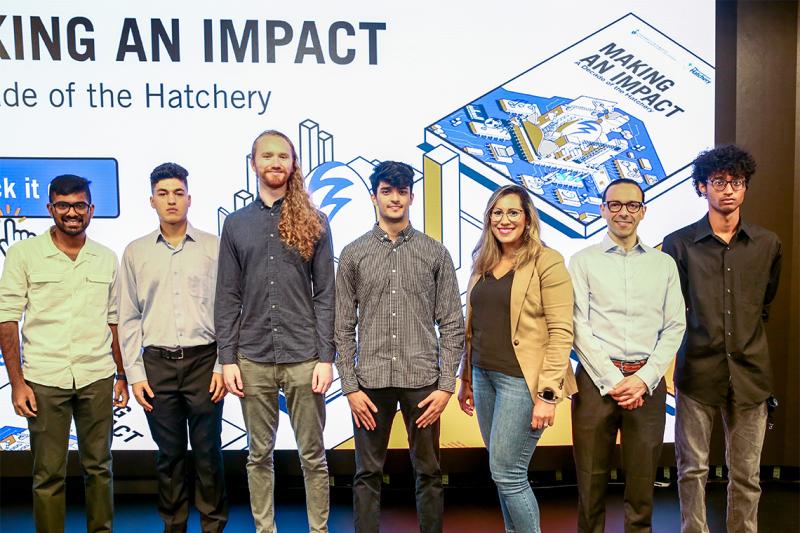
215;130;335;533
335;161;464;533
119;163;228;532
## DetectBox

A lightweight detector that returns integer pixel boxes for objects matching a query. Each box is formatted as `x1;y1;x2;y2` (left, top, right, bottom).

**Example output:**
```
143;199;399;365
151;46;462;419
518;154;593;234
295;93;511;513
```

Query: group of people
0;130;782;533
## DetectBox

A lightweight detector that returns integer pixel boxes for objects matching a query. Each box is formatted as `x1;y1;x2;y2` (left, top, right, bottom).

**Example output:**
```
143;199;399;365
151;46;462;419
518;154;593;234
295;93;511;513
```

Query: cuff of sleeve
634;365;660;395
319;352;335;364
218;350;236;365
537;379;563;402
124;362;147;385
340;376;360;395
437;375;456;394
597;368;625;396
107;313;119;324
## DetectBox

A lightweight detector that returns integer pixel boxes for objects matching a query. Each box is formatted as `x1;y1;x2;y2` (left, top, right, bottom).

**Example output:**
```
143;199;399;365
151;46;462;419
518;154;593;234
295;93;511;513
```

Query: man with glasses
0;174;128;532
663;145;782;533
569;178;686;532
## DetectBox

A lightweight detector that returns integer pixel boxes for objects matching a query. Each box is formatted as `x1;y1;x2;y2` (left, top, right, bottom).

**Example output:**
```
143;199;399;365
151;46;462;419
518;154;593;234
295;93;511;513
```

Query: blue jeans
473;366;544;533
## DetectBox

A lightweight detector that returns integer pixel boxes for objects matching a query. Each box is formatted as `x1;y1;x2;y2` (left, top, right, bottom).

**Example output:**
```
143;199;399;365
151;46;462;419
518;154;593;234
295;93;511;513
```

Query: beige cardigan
459;247;577;402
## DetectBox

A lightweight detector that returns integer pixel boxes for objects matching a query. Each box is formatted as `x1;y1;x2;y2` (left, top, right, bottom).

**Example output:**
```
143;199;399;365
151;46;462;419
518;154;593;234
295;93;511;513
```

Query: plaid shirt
334;224;464;394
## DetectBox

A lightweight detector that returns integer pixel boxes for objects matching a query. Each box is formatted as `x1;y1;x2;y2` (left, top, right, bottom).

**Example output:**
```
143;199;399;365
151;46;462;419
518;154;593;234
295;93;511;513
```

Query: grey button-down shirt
118;224;221;384
334;224;465;395
569;234;686;396
215;197;335;365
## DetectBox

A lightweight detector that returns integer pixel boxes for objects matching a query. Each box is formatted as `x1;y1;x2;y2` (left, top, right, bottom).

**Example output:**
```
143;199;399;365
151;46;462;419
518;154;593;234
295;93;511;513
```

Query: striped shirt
334;224;464;395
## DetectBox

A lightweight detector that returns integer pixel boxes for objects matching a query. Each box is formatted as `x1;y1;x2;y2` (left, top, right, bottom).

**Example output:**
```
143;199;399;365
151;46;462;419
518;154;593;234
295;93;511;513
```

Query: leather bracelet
115;374;127;381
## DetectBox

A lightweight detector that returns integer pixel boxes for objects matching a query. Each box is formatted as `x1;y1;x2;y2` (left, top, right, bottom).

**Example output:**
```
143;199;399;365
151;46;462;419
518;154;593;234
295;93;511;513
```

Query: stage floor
1;481;797;531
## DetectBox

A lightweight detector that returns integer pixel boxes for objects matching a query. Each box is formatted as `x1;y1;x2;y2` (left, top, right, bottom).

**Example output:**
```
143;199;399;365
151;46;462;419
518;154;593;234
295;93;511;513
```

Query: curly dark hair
150;162;189;190
690;145;756;196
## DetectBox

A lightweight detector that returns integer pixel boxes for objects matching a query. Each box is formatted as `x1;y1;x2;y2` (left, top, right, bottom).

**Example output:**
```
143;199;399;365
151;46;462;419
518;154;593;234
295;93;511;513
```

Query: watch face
543;390;555;400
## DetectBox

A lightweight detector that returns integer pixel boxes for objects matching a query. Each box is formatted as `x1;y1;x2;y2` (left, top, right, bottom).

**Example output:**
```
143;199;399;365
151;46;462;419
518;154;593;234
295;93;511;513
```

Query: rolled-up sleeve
0;244;27;323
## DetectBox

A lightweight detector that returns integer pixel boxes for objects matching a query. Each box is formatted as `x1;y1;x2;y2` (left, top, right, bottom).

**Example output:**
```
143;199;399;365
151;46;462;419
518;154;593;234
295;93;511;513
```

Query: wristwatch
538;389;556;402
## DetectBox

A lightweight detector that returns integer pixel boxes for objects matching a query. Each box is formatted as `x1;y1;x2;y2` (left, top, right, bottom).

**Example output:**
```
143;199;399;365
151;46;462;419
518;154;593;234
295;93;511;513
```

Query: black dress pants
143;344;228;533
352;383;443;533
572;364;666;533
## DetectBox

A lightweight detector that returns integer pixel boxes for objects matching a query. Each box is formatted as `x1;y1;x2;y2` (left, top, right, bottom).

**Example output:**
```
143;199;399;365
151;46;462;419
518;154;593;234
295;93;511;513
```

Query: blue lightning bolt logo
307;162;354;220
575;120;600;136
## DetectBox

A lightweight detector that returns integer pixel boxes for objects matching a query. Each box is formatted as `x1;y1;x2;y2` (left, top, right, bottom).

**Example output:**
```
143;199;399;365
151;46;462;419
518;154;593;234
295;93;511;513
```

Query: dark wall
724;0;799;467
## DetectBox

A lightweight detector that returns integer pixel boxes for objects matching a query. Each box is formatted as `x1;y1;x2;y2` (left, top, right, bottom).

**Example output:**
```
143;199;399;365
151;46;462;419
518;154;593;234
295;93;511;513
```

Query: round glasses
707;177;746;192
490;208;524;222
50;201;91;214
604;201;643;213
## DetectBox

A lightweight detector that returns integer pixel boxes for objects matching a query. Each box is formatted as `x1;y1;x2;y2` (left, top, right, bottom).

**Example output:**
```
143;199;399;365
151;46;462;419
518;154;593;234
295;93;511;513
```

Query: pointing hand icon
0;218;35;256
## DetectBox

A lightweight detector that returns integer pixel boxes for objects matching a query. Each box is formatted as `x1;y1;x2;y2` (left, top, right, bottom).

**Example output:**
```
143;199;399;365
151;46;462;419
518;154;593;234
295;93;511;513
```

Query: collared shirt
118;224;221;384
215;197;335;365
662;216;782;406
334;224;465;395
569;234;686;396
0;228;118;389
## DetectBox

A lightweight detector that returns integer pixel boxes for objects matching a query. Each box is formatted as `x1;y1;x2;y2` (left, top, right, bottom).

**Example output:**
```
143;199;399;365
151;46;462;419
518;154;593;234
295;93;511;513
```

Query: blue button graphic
0;158;119;218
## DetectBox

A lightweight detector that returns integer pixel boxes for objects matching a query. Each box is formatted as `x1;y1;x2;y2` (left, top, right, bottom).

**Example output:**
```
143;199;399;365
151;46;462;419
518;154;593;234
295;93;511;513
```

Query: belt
611;359;647;376
144;342;217;360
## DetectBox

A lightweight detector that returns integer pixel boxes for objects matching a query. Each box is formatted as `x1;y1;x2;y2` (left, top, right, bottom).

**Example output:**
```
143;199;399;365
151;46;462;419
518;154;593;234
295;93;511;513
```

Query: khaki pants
28;375;114;533
238;356;329;533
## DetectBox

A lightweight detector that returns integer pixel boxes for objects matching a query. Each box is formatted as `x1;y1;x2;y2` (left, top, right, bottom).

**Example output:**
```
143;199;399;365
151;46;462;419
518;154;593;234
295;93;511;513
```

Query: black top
662;215;782;406
214;197;336;365
470;270;524;378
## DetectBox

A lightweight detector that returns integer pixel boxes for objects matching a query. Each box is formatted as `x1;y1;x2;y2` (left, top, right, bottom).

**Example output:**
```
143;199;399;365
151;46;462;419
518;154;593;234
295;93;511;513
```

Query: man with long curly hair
663;145;782;533
215;130;335;533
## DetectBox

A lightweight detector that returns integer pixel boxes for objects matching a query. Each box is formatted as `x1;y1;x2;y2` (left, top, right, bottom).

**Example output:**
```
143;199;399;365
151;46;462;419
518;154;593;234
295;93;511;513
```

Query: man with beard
0;174;128;533
663;146;782;533
119;163;228;532
335;161;464;533
215;130;335;533
569;178;685;533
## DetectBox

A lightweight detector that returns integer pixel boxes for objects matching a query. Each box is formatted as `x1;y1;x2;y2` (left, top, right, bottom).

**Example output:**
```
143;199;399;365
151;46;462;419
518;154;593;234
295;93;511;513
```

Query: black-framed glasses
708;177;747;192
490;208;524;222
50;201;91;214
604;201;643;213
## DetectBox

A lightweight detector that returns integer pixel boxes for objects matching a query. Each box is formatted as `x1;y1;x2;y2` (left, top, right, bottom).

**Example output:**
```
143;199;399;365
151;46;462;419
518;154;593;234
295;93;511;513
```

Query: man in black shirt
215;130;335;533
663;145;782;533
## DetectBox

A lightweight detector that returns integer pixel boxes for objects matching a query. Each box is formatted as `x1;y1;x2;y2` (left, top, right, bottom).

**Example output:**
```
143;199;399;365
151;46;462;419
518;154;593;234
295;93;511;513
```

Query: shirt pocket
29;271;66;306
86;272;113;308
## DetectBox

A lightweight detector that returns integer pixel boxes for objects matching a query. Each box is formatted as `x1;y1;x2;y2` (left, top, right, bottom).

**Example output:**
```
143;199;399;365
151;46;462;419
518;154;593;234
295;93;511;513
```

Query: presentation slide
0;0;715;451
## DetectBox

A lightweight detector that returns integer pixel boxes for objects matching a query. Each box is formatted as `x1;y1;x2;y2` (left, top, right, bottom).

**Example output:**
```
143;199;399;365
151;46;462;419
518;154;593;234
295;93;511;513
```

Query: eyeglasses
50;201;90;214
490;208;524;222
707;177;747;192
603;201;643;213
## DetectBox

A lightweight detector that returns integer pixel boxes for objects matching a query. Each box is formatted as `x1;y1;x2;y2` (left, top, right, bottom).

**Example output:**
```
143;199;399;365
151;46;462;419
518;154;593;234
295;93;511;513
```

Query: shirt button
392;334;397;339
726;289;731;293
392;269;396;273
726;267;731;272
392;357;397;361
270;233;274;238
392;312;396;317
273;327;278;331
270;281;275;285
727;310;731;315
727;332;732;336
727;353;732;357
513;339;519;346
270;256;274;260
272;304;276;309
391;290;396;294
393;249;397;253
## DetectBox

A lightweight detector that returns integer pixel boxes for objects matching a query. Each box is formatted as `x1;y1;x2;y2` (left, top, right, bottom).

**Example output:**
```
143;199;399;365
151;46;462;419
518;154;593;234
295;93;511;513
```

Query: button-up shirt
215;197;335;365
118;224;221;384
662;216;782;406
0;228;118;389
334;224;465;395
569;234;686;395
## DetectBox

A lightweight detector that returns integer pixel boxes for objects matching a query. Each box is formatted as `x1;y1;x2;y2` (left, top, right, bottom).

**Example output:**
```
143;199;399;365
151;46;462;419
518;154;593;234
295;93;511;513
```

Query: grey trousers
675;390;768;533
28;375;114;533
238;356;329;533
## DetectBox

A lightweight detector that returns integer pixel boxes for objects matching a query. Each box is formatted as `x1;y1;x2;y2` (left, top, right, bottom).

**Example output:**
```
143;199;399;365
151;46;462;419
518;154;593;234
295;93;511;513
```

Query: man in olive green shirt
0;175;128;533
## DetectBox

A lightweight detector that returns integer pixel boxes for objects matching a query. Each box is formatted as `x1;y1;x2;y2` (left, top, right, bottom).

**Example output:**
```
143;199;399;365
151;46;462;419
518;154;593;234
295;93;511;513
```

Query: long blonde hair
471;184;544;276
251;130;324;261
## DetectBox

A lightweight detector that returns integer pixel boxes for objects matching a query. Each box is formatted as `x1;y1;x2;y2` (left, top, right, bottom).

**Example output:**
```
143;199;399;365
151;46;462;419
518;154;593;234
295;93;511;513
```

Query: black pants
352;384;443;533
571;364;666;533
143;344;228;533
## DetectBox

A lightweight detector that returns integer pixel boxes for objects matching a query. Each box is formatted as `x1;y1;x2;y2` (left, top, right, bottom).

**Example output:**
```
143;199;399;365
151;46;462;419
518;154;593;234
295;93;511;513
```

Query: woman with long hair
458;184;576;532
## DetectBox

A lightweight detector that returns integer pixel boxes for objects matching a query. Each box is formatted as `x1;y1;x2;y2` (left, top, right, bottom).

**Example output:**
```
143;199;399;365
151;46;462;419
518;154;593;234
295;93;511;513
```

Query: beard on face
54;214;89;236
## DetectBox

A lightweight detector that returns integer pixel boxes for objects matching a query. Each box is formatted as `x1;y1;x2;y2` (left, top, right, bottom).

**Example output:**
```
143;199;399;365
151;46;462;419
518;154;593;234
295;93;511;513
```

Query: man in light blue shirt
569;178;686;533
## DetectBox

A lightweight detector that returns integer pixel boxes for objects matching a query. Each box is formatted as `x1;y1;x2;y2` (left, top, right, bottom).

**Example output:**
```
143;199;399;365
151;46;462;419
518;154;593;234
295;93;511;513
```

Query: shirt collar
601;233;648;254
372;223;415;244
153;223;198;245
693;214;752;244
256;196;284;210
44;226;99;257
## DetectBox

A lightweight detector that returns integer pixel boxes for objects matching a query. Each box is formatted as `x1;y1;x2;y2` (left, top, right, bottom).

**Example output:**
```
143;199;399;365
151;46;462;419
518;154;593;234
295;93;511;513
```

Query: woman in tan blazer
457;184;576;533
